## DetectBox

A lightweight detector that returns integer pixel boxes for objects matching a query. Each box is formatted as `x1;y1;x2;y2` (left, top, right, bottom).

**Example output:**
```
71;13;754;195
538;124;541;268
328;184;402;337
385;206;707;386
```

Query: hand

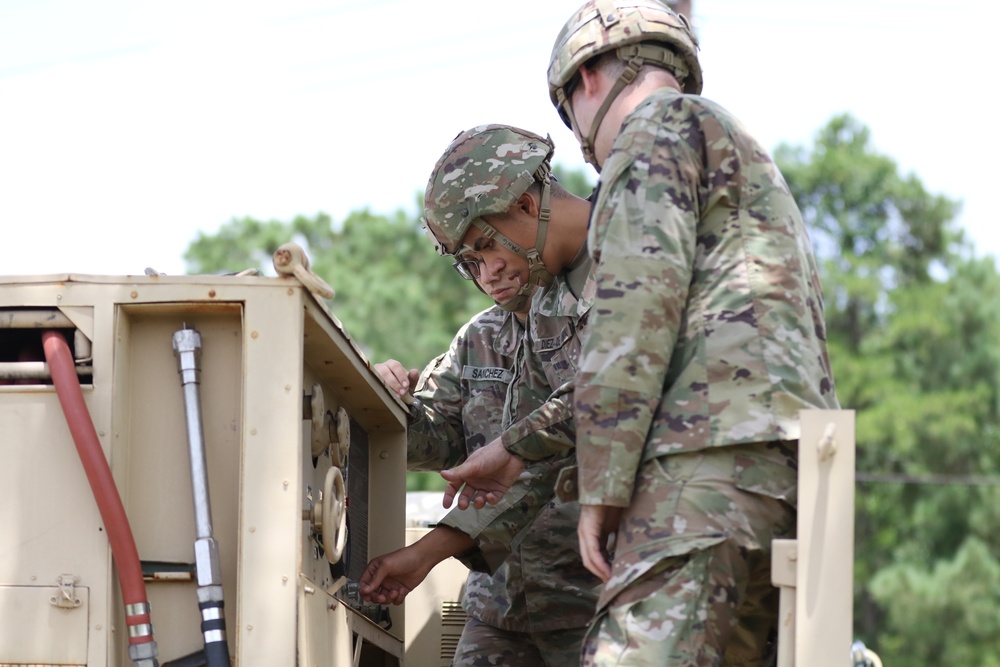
359;526;473;605
440;438;525;510
374;359;419;400
578;504;624;582
359;544;432;605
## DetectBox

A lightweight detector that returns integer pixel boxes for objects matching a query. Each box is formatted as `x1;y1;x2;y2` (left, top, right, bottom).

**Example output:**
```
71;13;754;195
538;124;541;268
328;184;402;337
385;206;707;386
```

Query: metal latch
51;573;83;609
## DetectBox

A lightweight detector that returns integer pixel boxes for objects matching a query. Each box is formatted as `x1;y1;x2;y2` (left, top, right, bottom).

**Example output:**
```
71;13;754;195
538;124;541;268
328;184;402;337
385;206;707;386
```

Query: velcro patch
462;366;513;383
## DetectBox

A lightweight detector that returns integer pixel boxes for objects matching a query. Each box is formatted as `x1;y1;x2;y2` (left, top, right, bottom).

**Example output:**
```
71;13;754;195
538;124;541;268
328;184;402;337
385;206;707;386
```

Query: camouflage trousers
455;617;588;667
582;442;797;667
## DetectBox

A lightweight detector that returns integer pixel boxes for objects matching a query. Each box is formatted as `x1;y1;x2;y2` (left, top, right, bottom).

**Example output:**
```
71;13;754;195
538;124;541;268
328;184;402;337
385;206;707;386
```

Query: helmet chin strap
568;45;689;171
471;168;557;313
495;286;535;314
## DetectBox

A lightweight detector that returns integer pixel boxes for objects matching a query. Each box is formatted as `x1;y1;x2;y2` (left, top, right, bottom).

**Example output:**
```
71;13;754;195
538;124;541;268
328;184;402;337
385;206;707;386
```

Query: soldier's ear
579;63;603;99
515;192;539;218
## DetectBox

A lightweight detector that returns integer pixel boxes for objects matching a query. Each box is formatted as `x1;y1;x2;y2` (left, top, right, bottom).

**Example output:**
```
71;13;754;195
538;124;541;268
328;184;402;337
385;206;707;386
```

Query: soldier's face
457;221;531;305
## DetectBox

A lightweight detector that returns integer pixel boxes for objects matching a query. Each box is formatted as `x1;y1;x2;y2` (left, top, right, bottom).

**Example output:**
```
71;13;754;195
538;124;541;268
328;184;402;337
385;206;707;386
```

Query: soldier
361;125;599;666
444;2;841;665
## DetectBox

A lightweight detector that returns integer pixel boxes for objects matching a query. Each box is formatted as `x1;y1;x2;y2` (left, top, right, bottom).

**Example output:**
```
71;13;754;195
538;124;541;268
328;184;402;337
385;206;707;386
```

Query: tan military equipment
0;250;881;666
0;253;412;666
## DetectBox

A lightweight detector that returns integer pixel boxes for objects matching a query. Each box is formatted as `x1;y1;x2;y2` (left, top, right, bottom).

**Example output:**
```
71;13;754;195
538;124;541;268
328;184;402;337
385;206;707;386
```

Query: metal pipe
42;330;159;667
172;327;231;667
0;362;93;381
0;310;74;328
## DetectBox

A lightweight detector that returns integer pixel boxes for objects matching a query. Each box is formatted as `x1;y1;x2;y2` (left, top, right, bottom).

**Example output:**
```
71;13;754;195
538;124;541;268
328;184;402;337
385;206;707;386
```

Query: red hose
42;331;157;656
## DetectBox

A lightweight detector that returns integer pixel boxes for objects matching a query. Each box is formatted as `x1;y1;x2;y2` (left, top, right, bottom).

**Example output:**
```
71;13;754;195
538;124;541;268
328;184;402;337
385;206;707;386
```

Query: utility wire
856;472;1000;487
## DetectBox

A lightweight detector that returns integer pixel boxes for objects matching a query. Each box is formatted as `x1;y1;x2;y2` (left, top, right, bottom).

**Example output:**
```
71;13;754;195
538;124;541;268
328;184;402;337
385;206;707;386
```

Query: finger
381;361;412;394
483;491;504;505
360;561;387;592
452;484;476;511
578;512;613;582
407;369;420;388
579;532;611;581
387;586;411;605
441;479;462;508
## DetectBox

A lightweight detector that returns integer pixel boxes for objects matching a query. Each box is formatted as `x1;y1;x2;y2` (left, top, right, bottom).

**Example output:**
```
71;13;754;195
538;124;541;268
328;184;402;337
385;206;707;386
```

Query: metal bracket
50;573;83;609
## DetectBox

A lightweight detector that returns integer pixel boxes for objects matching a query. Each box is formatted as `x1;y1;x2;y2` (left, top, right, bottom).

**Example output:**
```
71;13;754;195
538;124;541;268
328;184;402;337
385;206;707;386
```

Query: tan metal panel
795;409;856;667
237;284;306;665
0;585;90;665
297;576;353;667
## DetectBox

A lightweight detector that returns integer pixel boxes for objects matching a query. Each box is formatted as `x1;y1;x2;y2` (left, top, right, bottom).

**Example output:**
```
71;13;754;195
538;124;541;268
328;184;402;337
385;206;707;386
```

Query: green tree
553;163;597;199
776;114;1000;666
184;207;492;371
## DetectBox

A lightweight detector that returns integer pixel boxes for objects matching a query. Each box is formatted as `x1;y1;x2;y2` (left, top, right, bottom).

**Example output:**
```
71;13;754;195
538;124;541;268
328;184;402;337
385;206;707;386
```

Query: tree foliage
777;114;1000;666
184;207;493;371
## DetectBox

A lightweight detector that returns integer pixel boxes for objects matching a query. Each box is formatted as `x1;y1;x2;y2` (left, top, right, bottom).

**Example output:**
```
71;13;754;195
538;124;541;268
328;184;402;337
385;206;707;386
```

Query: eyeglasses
452;256;483;281
556;75;580;129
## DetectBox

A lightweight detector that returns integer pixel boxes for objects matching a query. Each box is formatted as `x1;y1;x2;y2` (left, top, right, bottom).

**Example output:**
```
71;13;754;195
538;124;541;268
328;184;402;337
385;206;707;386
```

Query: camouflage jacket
408;306;599;632
575;88;839;506
500;250;596;461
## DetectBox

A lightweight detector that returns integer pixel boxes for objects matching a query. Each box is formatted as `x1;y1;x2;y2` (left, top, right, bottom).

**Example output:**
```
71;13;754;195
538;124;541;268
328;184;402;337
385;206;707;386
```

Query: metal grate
346;415;369;583
439;601;467;666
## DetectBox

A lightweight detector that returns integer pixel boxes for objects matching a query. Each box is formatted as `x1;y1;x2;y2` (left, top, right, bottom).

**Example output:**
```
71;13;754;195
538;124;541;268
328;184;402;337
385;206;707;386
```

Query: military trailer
0;252;876;667
0;258;417;666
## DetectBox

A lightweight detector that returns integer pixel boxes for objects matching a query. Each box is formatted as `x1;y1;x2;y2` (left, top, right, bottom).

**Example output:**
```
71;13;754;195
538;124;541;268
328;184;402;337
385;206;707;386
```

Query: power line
856;472;1000;487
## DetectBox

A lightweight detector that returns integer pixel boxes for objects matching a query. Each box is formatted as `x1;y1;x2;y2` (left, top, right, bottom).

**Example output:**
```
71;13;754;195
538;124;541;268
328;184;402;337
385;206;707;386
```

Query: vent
439;601;467;666
346;415;369;582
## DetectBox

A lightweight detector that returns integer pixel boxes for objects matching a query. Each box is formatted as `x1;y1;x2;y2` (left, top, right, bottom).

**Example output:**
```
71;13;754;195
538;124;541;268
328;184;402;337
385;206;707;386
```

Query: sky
1;0;995;278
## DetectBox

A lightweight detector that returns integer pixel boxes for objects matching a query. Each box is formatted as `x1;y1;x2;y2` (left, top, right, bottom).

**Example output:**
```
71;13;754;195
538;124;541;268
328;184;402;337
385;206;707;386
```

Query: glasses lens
452;259;480;280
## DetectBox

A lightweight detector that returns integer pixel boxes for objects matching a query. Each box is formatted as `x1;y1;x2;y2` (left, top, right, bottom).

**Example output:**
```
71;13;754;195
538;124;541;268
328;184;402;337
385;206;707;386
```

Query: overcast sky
1;0;994;277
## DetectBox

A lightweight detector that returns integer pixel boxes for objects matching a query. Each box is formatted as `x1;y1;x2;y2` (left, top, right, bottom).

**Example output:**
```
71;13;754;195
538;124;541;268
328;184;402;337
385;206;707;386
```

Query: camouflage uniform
571;88;840;666
407;304;600;666
500;246;595;460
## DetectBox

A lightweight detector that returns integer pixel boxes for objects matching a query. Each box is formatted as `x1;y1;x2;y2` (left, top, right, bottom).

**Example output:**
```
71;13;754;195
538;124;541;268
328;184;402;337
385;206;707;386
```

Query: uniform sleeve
501;380;576;460
574;128;700;506
405;343;469;472
438;453;572;573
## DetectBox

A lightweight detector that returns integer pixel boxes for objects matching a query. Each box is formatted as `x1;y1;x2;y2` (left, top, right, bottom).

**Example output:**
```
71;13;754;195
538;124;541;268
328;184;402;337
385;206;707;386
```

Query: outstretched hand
359;544;432;606
359;526;474;605
441;438;525;510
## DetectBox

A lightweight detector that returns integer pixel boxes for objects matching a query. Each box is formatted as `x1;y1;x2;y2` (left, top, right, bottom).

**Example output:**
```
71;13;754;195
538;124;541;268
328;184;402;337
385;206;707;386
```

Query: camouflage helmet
423;125;558;313
423;124;554;255
547;0;702;166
